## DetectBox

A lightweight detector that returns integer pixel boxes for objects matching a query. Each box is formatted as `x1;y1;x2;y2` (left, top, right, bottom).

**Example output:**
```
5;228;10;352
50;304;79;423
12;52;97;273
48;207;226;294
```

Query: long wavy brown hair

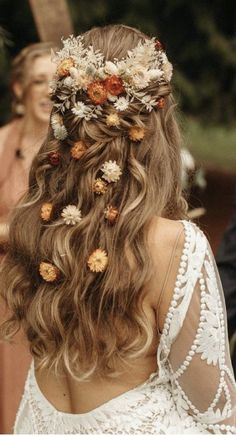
0;25;187;380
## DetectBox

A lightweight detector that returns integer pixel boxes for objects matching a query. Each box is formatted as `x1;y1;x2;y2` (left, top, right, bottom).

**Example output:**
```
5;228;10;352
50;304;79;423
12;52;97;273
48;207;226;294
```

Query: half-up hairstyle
0;24;187;380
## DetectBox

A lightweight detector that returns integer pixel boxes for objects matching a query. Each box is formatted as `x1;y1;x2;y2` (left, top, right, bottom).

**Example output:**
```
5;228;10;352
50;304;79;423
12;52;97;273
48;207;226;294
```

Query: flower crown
50;35;173;139
39;35;173;281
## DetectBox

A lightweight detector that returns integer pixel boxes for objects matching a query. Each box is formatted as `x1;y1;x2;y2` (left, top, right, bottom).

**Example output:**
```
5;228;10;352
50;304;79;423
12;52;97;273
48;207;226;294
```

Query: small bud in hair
104;205;119;224
155;40;163;51
157;97;165;109
40;203;53;222
48;151;61;166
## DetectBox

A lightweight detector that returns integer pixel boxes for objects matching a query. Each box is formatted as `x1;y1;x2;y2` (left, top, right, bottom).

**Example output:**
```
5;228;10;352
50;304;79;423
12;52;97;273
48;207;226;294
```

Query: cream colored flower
51;113;68;140
128;126;145;142
101;160;122;183
61;205;82;225
39;262;60;282
114;97;129;112
106;113;120;127
87;249;108;272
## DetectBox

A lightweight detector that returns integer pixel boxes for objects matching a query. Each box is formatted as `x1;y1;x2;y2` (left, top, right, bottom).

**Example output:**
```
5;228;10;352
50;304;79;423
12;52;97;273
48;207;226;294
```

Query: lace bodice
14;221;236;434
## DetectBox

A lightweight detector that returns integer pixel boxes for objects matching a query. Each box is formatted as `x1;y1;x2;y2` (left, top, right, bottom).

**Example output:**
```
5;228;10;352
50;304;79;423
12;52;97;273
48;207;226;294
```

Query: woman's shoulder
146;217;205;315
148;216;185;257
0;122;13;153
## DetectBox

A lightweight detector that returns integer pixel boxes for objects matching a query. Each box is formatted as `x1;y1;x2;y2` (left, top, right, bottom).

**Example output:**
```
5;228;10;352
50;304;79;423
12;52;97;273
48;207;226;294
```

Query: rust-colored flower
106;113;120;127
157;97;165;109
57;57;75;78
104;205;119;224
155;40;163;51
104;75;124;96
48;151;61;166
39;261;60;282
128;126;145;142
87;249;108;273
93;178;108;195
40;203;53;222
87;81;108;105
70;141;87;160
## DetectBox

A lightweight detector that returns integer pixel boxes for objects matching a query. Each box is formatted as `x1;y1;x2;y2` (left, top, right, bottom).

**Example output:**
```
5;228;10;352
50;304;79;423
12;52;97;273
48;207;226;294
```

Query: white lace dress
14;221;236;434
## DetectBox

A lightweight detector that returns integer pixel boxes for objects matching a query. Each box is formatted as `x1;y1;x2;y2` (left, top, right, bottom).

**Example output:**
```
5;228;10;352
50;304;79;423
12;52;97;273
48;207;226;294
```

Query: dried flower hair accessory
48;151;61;166
50;35;172;124
106;113;120;127
93;178;108;195
101;160;122;183
87;249;108;272
104;205;119;224
70;141;87;160
128;126;145;142
61;205;82;225
40;203;53;222
39;261;60;282
51;113;68;140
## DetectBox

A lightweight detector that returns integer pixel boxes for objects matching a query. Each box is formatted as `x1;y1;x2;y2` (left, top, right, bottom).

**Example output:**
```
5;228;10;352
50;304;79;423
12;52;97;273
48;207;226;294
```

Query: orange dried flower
87;249;108;273
39;261;60;282
104;75;124;96
57;57;75;78
128;126;145;142
87;81;108;105
104;205;119;224
157;97;165;109
93;178;108;195
40;203;53;222
70;141;87;160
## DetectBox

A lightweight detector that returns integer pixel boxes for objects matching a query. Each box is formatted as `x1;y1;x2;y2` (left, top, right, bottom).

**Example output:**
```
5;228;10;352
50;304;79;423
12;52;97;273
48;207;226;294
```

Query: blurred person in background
0;42;56;434
217;191;236;377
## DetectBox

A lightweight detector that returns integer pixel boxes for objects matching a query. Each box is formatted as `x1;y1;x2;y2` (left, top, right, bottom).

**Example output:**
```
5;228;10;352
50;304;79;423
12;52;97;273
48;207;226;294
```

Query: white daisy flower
114;97;129;111
61;205;82;225
101;160;122;183
51;113;68;140
72;101;89;118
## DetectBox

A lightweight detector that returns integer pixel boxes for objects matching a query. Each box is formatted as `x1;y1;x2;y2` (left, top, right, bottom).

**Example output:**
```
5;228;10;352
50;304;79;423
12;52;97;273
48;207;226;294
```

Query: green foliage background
0;0;235;169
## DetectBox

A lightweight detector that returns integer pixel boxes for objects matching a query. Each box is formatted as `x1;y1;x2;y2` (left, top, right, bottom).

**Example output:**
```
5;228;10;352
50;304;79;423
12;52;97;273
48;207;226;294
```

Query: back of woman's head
0;24;187;380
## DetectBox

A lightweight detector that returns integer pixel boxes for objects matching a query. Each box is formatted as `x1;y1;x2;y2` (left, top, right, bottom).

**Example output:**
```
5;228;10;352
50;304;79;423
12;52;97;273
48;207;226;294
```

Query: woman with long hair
1;25;236;434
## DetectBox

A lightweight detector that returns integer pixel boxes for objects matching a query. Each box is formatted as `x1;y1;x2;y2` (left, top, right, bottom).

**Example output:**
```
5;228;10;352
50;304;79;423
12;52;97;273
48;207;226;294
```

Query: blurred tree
0;0;235;124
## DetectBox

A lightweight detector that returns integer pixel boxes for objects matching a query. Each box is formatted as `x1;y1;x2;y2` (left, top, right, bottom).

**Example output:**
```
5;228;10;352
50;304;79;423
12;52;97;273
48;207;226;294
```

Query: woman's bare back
35;217;184;414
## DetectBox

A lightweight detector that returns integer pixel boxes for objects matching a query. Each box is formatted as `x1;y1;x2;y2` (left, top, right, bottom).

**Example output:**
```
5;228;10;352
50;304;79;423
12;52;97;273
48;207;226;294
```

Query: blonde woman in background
1;25;236;433
0;42;56;433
